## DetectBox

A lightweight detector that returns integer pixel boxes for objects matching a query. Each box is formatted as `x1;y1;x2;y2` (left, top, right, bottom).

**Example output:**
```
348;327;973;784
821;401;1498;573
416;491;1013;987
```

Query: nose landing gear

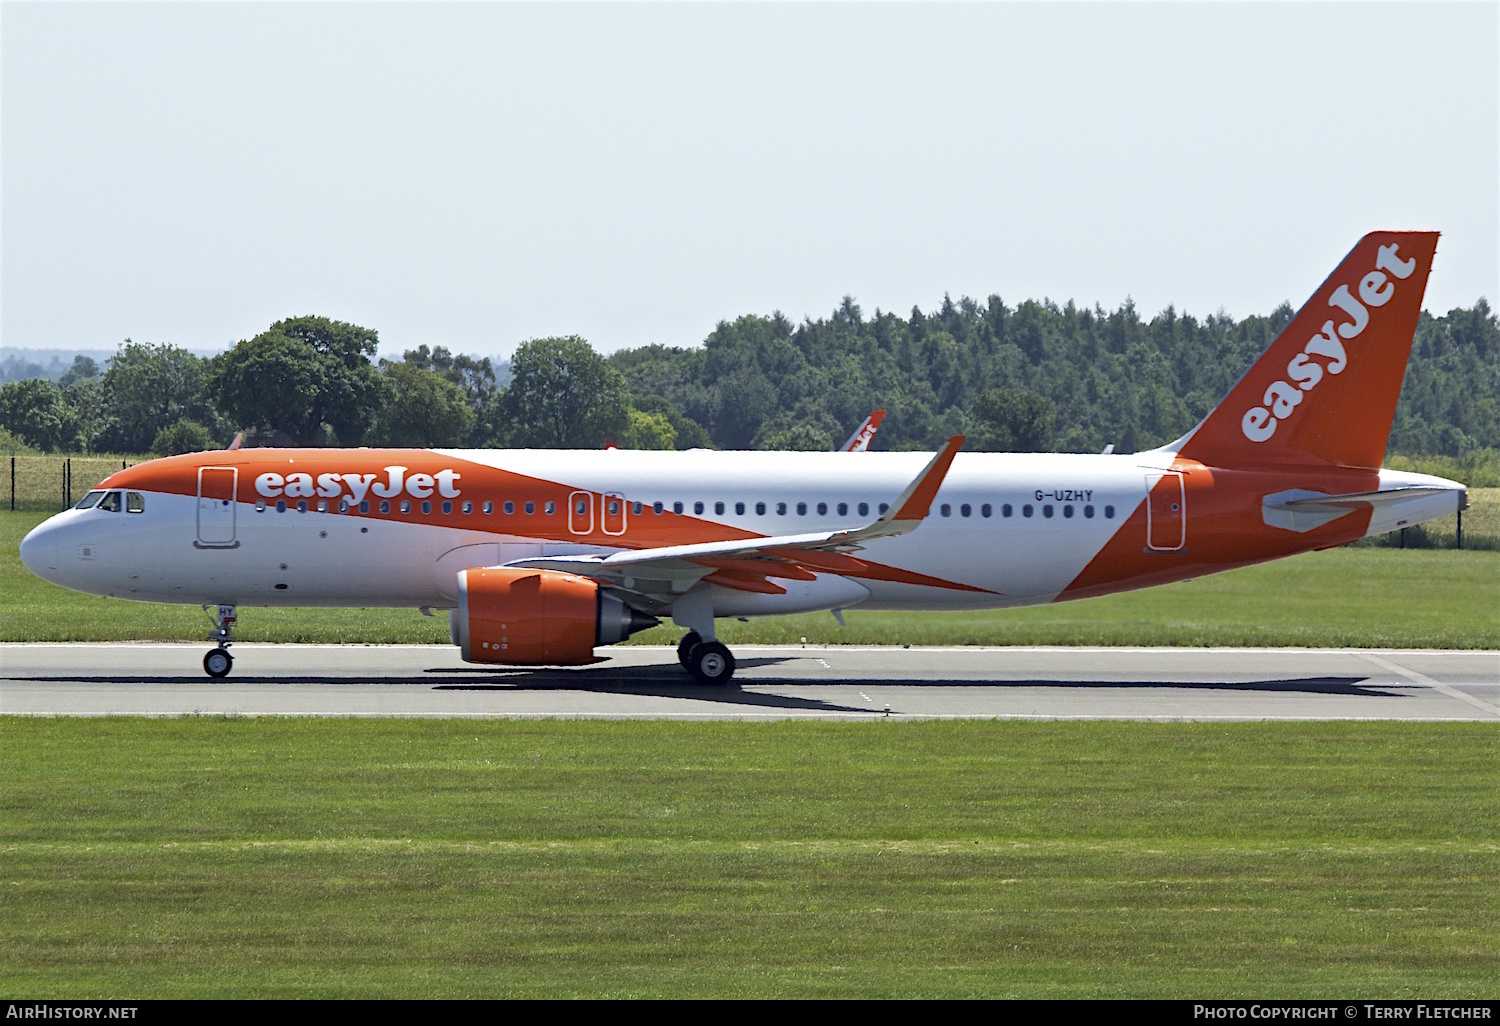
202;604;236;678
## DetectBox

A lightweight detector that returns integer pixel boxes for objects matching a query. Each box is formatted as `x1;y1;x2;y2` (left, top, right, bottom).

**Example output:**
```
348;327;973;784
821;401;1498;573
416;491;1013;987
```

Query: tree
0;378;84;452
502;336;630;448
58;355;99;389
151;418;218;455
969;388;1056;451
754;422;834;451
621;408;676;449
630;394;712;449
398;344;500;445
95;342;219;453
370;362;475;447
209;316;382;445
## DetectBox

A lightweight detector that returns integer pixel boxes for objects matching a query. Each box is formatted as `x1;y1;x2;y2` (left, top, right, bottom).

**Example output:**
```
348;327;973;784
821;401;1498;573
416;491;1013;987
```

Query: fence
7;456;135;513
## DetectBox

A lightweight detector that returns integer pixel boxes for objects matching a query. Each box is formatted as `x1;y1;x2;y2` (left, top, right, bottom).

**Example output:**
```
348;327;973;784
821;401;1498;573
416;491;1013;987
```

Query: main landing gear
677;630;736;686
203;604;236;678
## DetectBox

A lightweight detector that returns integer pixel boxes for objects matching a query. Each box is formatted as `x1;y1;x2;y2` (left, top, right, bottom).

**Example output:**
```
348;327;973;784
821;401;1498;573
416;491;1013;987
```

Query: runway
2;643;1498;720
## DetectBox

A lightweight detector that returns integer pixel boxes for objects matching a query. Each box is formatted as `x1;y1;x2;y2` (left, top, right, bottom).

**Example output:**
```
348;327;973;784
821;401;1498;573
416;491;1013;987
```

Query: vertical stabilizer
1177;232;1438;470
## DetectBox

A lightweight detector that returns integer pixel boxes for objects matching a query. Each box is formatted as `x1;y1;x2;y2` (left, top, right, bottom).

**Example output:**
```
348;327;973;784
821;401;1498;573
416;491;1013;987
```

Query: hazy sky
3;2;1496;361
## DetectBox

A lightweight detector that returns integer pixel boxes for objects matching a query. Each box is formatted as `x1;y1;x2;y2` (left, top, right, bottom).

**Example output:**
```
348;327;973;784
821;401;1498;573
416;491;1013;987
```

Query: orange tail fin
1176;231;1439;470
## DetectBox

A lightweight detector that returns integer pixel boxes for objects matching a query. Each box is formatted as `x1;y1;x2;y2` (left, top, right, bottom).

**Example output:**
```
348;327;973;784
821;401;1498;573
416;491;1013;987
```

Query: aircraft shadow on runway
13;665;1406;715
427;663;1407;710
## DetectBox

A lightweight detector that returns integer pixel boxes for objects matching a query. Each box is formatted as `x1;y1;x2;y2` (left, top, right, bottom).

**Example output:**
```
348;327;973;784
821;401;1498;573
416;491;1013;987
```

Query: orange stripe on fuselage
101;449;761;550
1059;457;1376;601
102;449;993;594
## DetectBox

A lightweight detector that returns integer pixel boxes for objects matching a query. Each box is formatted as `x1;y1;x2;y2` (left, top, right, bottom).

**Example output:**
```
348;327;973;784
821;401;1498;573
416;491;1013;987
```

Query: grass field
5;510;1498;647
1;718;1496;998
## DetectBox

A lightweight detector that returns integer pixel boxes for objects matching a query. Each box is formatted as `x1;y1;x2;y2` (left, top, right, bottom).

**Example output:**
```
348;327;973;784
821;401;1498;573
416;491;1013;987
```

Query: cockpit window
75;491;104;510
126;492;145;513
97;491;123;513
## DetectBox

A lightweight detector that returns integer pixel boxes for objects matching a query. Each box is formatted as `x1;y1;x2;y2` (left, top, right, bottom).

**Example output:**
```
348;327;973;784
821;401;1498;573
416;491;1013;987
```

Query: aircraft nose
19;516;66;582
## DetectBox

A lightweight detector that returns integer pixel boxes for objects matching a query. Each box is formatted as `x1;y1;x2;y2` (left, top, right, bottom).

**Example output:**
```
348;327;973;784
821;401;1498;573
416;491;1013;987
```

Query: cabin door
1145;471;1186;551
196;467;238;547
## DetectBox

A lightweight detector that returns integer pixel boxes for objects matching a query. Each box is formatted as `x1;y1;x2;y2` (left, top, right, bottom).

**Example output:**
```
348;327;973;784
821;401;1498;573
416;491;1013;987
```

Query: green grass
5;510;1499;647
1;718;1496;997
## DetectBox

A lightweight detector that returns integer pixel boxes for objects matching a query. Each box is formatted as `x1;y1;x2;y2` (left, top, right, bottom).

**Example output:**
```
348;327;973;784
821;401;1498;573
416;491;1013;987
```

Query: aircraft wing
839;409;886;452
510;435;964;598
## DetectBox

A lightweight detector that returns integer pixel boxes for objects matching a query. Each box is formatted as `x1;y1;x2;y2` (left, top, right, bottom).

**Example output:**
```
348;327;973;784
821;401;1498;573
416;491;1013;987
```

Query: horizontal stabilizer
1262;486;1454;533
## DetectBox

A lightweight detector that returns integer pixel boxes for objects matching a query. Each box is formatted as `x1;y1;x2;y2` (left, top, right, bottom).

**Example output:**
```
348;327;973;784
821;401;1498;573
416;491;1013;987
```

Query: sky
2;2;1496;362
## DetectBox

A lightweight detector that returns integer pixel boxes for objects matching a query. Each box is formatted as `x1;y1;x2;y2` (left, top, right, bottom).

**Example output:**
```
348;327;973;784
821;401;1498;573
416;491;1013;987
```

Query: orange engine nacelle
454;566;657;665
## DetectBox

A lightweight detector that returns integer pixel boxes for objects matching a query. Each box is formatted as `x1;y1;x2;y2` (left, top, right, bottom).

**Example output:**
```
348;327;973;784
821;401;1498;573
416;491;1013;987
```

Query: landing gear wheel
204;649;233;678
686;641;735;686
677;631;701;668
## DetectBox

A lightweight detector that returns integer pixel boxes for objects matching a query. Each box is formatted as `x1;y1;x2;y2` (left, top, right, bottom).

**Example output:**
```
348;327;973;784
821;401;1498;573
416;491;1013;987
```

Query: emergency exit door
197;466;238;547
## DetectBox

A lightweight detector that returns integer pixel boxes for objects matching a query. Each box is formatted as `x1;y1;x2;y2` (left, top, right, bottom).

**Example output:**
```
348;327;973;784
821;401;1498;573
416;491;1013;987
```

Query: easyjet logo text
254;466;461;502
1240;243;1417;443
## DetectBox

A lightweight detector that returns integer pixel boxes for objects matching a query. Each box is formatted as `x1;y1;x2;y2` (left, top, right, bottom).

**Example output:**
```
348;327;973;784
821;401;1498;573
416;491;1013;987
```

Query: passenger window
503;501;514;514
940;504;951;517
653;501;664;514
608;499;621;515
75;491;104;510
278;500;289;513
544;501;555;515
735;502;744;515
378;500;389;514
837;502;848;516
576;500;588;515
1063;504;1074;519
297;500;309;513
714;501;725;515
776;502;787;515
878;503;888;514
694;501;704;515
127;492;145;513
796;502;807;515
858;502;869;517
98;491;122;513
1084;504;1095;519
398;500;410;514
483;501;493;514
338;499;349;513
1043;504;1054;518
1022;504;1034;518
1002;503;1013;517
981;503;991;518
361;501;371;514
755;502;766;515
1105;504;1116;519
462;501;472;514
632;502;643;515
525;501;535;514
255;499;267;512
816;502;827;515
317;499;329;512
960;503;971;518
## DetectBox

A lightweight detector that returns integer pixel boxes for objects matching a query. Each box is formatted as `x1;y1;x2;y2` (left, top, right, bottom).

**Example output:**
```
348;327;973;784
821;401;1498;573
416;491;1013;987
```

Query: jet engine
453;566;658;665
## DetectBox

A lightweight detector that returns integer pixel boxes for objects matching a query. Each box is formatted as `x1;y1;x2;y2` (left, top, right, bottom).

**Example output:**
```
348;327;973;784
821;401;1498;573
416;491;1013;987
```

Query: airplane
19;231;1467;684
840;410;885;452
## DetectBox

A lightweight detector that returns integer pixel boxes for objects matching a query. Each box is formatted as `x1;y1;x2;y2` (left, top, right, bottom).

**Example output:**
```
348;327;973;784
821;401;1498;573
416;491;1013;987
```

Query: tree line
2;297;1495;461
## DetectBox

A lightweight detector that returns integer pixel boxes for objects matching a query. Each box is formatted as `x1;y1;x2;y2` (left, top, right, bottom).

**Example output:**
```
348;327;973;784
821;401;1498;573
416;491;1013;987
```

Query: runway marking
1359;653;1500;718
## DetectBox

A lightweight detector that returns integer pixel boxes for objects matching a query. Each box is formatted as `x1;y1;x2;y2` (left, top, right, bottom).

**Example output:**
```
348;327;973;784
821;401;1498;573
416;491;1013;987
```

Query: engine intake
454;567;657;665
